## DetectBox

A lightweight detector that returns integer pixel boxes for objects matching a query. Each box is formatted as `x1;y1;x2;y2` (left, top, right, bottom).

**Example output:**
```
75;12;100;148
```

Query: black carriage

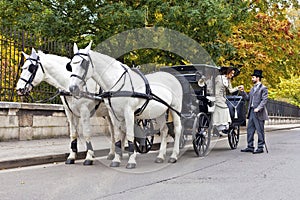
161;64;246;156
133;64;246;156
160;64;217;156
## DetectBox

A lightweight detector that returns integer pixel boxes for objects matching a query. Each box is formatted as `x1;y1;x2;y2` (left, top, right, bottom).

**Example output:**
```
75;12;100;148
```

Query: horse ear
31;48;38;59
73;43;78;53
22;51;29;59
85;41;93;52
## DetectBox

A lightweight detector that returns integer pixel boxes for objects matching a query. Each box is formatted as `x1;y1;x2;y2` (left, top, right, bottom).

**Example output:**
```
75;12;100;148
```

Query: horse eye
66;62;72;72
28;64;37;73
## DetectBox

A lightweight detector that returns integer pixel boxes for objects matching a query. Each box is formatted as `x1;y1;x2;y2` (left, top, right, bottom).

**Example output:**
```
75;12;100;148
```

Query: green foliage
0;0;248;60
1;0;300;106
269;74;300;107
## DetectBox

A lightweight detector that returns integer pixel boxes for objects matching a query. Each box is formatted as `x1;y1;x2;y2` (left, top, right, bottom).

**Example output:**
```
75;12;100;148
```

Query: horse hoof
106;154;115;160
65;159;75;164
83;160;93;165
126;163;136;169
110;162;120;167
168;157;177;163
155;157;164;163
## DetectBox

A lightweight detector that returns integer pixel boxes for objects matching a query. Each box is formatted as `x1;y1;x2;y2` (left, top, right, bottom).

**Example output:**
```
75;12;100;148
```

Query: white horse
16;48;117;165
68;42;183;169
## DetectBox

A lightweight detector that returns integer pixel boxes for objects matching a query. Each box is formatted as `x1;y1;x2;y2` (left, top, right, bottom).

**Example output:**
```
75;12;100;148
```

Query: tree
0;0;248;63
217;1;300;106
219;13;299;88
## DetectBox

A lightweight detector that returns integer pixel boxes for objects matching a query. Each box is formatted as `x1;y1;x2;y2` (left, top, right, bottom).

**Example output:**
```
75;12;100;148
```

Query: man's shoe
241;148;254;153
253;149;264;154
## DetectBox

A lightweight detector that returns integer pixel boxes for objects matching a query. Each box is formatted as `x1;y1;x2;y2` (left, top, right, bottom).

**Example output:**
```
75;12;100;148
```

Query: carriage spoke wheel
192;113;211;157
134;135;154;154
134;119;155;154
228;125;240;149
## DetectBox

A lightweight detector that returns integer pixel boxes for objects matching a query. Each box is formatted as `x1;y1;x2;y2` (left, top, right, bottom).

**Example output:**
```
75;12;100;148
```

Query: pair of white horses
17;42;183;169
16;48;117;165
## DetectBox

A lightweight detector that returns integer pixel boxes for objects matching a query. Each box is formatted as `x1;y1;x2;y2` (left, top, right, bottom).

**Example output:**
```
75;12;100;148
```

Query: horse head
16;48;45;96
68;41;94;96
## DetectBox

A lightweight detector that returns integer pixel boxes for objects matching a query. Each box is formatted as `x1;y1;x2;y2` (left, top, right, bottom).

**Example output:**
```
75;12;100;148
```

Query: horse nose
69;85;80;96
16;88;25;96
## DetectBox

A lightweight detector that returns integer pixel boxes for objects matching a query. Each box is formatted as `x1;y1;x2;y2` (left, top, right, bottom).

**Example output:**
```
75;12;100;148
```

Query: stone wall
0;102;109;141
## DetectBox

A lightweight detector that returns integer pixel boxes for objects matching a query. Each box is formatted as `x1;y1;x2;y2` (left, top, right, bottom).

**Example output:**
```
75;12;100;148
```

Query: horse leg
83;140;94;165
124;111;137;169
155;122;168;163
65;114;79;164
169;112;182;163
66;138;78;164
81;105;95;165
110;140;122;167
110;127;123;167
126;137;137;169
106;116;115;160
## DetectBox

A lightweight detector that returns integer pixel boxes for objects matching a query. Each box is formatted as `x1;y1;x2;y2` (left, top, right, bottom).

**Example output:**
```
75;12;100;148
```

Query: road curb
0;149;110;170
1;126;299;170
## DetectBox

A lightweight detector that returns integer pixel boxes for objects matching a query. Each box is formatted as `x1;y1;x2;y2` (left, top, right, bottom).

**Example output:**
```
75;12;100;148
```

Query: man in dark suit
240;69;269;154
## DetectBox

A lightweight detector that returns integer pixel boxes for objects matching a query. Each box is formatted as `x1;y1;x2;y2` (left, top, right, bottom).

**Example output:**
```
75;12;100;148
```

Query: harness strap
61;89;103;118
100;90;181;117
151;93;182;117
132;68;151;116
35;89;61;103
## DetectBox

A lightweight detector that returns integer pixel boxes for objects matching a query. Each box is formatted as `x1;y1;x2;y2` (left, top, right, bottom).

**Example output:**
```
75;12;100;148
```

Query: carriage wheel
228;125;240;149
134;120;155;154
134;135;154;154
192;113;211;157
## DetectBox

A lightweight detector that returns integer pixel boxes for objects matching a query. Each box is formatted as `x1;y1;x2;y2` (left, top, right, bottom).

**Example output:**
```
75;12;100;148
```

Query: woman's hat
251;69;263;78
219;66;240;77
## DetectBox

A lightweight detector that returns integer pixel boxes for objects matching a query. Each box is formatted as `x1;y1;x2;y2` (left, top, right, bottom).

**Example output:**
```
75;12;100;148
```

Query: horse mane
37;50;70;63
90;50;129;70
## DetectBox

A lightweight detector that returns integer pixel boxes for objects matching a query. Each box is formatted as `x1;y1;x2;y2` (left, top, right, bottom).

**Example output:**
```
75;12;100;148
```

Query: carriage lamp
197;75;207;97
198;77;206;87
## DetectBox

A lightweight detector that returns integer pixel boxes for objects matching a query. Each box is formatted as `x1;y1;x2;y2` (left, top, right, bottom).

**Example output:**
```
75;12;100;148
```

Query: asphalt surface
1;123;300;170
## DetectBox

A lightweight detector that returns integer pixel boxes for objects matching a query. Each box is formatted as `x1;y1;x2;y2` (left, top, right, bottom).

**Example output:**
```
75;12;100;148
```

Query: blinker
66;62;72;72
28;64;38;73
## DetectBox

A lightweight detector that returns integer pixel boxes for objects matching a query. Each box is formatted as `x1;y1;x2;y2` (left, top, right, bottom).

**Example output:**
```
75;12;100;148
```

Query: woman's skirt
212;105;232;131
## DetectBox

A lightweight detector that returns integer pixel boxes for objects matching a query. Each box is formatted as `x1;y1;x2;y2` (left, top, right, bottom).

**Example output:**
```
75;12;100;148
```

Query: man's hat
251;69;263;78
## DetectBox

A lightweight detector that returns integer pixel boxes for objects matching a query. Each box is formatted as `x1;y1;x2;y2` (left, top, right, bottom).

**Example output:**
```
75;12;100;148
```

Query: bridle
19;56;45;95
67;53;94;88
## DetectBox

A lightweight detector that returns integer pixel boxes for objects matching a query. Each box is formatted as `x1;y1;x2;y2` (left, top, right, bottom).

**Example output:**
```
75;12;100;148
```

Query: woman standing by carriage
212;67;243;134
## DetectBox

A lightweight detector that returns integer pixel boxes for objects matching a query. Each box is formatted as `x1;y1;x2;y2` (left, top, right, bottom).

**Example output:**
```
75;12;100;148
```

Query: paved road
0;127;299;200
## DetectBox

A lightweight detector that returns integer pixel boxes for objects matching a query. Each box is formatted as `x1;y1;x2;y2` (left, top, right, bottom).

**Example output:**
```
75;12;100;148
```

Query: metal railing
1;28;300;117
267;99;300;117
0;27;72;104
